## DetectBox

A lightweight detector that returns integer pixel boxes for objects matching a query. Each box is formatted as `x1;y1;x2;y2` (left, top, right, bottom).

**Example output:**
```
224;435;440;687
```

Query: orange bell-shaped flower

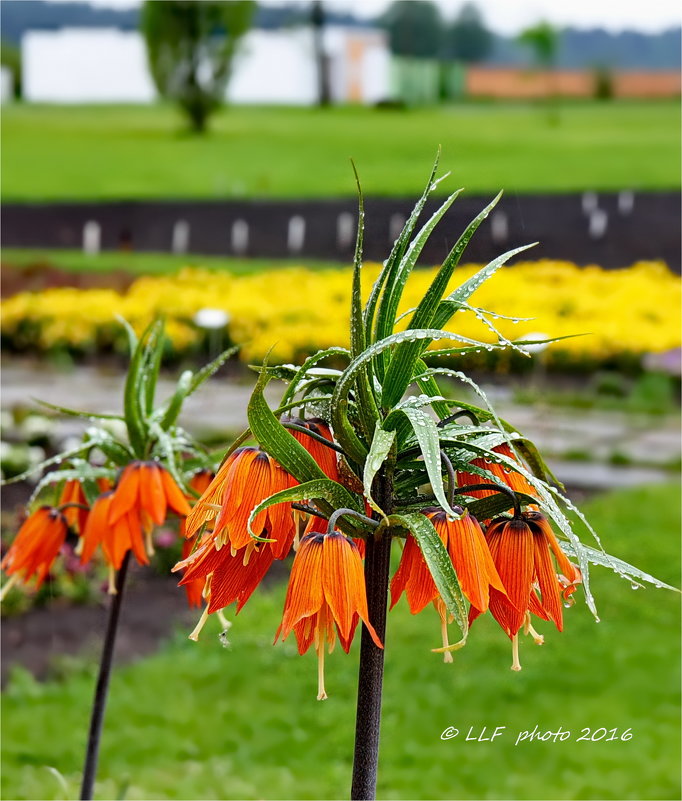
1;507;68;597
276;530;383;700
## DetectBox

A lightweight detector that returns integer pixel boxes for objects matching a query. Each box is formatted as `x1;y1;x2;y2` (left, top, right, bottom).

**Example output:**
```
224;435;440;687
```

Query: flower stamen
189;605;210;642
511;633;522;671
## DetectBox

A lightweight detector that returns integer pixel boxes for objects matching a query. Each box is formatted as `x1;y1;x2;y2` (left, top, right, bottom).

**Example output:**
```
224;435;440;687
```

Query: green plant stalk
80;552;131;800
351;469;393;801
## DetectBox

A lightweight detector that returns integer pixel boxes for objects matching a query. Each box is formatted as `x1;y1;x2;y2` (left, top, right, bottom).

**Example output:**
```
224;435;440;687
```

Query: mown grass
2;484;680;800
1;248;339;276
2;102;679;201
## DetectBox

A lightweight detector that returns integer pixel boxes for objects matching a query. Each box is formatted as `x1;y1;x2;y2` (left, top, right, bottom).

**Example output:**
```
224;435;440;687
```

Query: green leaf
28;465;116;506
375;188;463;352
247;364;329;484
280;347;349;406
94;438;136;466
159;370;193;431
389;511;468;640
116;315;138;356
460;491;537;520
333;328;496;426
364;151;442;356
247;478;364;539
0;439;97;486
514;438;565;489
123;319;159;458
349;162;381;439
381;194;504;405
432;243;537;329
414;360;451;420
363;426;396;518
385;406;457;518
412;192;504;328
560;541;680;594
143;317;166;415
187;344;239;397
31;399;123;422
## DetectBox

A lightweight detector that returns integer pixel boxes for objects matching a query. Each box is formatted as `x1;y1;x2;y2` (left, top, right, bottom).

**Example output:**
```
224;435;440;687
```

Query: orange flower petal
109;463;141;525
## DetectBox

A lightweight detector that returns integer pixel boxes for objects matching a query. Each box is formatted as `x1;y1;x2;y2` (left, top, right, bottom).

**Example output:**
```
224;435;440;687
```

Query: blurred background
1;1;680;799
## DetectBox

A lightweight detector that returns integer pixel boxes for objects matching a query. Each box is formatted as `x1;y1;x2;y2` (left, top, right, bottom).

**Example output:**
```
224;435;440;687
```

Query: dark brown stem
351;470;393;800
80;552;131;800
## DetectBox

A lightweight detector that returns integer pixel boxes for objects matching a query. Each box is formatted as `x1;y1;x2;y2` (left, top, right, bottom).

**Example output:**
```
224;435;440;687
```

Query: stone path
2;360;679;491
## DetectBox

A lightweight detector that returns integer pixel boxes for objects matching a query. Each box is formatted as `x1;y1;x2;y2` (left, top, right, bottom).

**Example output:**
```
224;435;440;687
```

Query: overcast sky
84;0;682;35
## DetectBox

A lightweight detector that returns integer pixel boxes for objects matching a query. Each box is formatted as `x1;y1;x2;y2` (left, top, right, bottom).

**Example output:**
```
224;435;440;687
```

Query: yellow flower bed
2;260;679;367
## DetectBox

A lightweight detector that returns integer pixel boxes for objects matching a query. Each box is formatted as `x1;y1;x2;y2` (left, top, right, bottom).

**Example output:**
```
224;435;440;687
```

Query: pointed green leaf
363;426;396;518
390;511;468;639
188;345;239;397
159;370;193;431
123;319;159;458
380;194;504;405
247;478;364;539
247;366;329;483
432;243;537;329
31;399;123;422
460;491;537;521
560;541;679;593
385;406;457;518
364;151;442;353
116;315;138;356
143;318;166;415
414;359;451;420
280;347;349;405
375;188;463;350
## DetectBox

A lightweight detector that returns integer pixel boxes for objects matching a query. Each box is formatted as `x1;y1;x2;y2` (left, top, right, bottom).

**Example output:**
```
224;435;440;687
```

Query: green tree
446;2;492;63
382;0;443;58
0;40;22;99
518;22;561;124
140;0;254;134
518;21;559;69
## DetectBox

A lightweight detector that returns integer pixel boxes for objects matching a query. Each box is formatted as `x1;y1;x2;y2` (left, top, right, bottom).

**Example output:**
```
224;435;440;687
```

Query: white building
22;27;391;105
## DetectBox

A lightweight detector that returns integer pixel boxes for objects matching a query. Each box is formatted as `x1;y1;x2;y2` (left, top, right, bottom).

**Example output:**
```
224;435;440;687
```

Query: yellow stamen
242;543;256;566
107;565;117;595
74;537;84;557
189;606;210;642
316;607;328;701
217;608;232;631
440;609;454;664
523;613;544;645
0;573;20;601
511;633;522;671
145;528;155;557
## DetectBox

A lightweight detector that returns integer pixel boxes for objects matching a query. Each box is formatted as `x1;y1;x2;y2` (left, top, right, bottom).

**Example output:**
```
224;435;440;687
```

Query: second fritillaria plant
1;319;237;800
175;158;676;800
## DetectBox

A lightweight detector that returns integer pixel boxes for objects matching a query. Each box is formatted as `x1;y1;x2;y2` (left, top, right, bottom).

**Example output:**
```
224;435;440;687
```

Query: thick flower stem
351;473;393;801
80;551;131;800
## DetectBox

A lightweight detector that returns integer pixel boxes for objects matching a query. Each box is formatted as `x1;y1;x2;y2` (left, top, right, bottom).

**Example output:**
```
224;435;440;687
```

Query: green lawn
1;102;679;200
2;484;680;800
1;248;339;276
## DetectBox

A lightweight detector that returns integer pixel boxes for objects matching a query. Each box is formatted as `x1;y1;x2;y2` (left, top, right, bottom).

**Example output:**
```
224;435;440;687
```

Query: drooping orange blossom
469;510;582;670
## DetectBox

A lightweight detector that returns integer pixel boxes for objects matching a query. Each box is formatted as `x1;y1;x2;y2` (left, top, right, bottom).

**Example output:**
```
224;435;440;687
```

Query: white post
231;219;249;255
490;210;508;244
288;215;306;254
172;220;190;254
337;212;355;249
82;221;101;255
